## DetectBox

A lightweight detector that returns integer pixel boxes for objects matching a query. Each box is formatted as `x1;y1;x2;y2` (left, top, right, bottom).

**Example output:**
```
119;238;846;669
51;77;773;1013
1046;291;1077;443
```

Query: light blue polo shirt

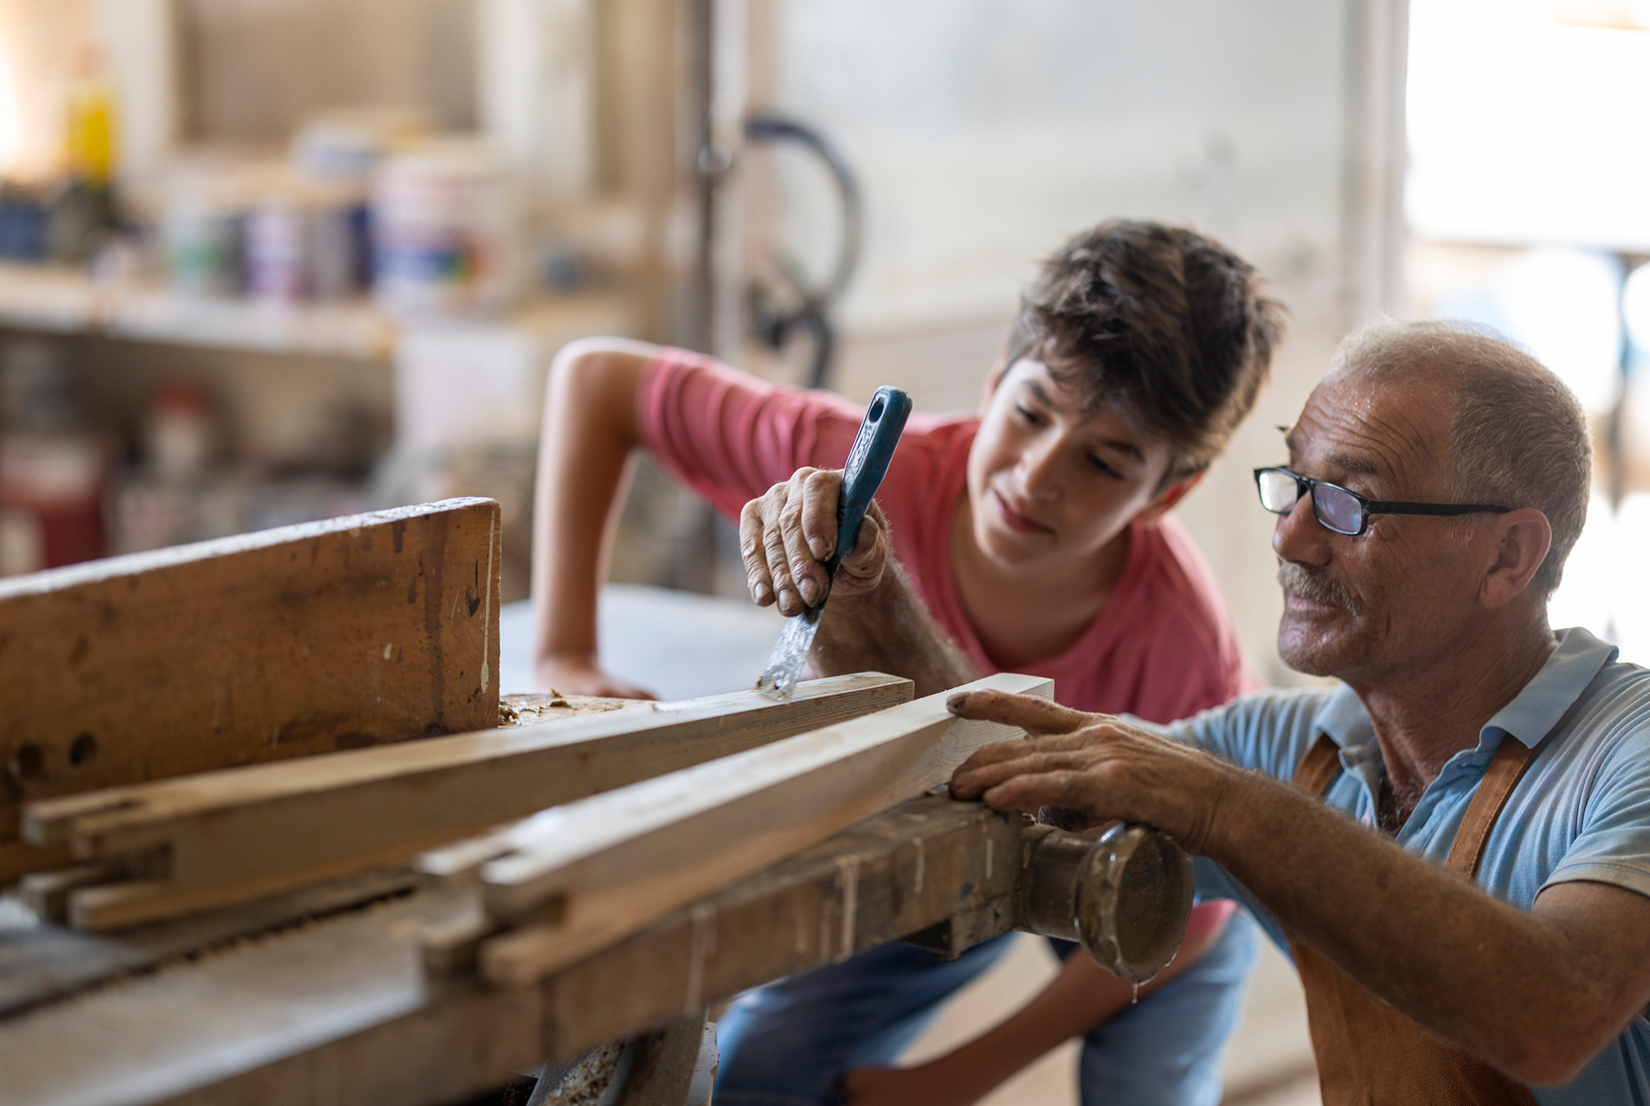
1156;627;1650;1104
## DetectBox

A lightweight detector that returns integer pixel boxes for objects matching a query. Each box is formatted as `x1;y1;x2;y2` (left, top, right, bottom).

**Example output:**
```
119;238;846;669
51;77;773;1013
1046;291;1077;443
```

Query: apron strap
1446;736;1540;879
1294;732;1343;797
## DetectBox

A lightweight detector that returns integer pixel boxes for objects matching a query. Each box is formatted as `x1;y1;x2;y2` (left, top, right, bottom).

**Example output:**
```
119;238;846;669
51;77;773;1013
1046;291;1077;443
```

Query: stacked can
371;142;518;318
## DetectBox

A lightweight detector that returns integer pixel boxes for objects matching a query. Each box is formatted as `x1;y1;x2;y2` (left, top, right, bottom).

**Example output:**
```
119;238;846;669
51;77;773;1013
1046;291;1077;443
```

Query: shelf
0;263;633;363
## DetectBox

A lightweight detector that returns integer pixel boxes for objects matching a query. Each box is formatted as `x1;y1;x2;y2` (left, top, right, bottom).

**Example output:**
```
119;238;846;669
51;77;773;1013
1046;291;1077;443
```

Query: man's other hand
946;689;1233;855
534;654;658;700
739;467;890;617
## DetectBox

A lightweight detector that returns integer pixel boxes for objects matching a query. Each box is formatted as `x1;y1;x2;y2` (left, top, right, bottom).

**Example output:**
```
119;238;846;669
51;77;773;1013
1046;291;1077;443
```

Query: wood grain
0;497;502;882
458;671;1052;987
0;795;1022;1106
23;674;912;929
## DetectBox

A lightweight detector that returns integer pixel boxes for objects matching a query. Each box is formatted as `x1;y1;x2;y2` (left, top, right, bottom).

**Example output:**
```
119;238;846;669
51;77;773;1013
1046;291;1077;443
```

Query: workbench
0;499;1191;1106
0;696;1026;1106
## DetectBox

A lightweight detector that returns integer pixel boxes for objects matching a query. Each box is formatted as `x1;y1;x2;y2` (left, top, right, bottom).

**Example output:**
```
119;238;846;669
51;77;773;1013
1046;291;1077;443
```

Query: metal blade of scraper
756;385;913;701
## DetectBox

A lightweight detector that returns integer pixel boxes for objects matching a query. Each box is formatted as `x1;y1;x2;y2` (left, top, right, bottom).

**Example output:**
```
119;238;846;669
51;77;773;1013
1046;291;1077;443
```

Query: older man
759;318;1650;1103
943;320;1650;1103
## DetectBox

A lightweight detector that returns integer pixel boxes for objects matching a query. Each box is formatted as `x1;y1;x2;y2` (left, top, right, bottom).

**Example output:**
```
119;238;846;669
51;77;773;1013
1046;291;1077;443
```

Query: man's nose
1272;493;1331;566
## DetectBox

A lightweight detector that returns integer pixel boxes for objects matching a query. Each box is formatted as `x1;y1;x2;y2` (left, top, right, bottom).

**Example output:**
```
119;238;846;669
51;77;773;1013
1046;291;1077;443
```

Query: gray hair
1331;318;1592;597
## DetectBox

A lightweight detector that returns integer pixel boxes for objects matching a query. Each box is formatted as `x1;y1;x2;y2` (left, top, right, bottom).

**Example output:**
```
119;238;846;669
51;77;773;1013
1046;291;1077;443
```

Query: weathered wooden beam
427;672;1051;988
0;695;627;1016
21;674;913;930
0;498;503;883
0;795;1023;1106
532;794;1025;1059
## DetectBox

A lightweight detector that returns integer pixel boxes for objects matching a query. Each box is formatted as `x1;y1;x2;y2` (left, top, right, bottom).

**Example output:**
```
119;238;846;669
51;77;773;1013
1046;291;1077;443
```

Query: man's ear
1134;470;1205;526
1480;508;1552;609
979;349;1011;413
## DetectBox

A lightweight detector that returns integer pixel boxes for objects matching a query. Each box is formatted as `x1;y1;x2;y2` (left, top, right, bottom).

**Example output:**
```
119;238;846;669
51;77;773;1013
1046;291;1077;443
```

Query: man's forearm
1209;767;1640;1083
812;559;979;696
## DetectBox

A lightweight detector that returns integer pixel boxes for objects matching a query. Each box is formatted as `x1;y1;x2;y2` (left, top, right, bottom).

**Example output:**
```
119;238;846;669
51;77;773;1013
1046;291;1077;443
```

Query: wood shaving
537;1041;624;1106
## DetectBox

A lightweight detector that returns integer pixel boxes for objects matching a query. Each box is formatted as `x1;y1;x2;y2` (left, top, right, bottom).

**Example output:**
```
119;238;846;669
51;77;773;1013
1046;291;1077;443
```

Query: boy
532;220;1285;1105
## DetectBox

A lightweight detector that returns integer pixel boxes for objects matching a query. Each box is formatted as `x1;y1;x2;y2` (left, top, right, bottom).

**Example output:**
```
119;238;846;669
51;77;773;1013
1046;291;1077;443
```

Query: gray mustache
1277;562;1359;614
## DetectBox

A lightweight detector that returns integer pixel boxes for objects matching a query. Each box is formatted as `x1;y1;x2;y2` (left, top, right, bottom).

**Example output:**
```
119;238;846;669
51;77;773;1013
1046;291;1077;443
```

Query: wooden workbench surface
0;693;639;1019
1;796;1018;1106
1;692;1023;1106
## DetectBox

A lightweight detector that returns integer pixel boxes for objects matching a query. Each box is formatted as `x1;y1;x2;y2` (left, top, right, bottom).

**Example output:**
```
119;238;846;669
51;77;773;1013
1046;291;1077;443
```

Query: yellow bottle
64;43;114;183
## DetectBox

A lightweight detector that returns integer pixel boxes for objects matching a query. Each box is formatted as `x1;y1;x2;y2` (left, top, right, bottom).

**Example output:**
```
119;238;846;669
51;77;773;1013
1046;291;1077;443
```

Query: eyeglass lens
1313;485;1363;534
1257;469;1363;535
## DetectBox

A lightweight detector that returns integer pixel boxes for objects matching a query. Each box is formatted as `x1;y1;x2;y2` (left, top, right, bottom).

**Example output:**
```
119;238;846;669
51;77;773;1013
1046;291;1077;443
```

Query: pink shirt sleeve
635;349;867;522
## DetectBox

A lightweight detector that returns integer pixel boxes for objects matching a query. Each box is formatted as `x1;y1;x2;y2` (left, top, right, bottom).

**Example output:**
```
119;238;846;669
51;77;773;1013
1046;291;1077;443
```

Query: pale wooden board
0;795;1020;1106
0;864;425;1019
0;696;647;1016
22;675;912;930
461;671;1053;986
0;498;502;883
0;883;487;1106
532;795;1024;1058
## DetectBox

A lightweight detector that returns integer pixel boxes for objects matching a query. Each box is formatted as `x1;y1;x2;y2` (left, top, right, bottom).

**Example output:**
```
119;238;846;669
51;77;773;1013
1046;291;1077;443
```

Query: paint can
371;141;518;318
245;171;359;303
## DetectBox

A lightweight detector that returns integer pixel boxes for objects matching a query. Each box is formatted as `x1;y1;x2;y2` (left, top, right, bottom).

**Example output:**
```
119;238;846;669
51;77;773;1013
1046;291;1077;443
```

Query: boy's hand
534;654;658;701
739;467;890;617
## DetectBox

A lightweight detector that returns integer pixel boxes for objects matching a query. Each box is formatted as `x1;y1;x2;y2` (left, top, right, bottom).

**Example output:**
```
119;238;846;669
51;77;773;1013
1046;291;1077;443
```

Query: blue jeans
713;910;1257;1106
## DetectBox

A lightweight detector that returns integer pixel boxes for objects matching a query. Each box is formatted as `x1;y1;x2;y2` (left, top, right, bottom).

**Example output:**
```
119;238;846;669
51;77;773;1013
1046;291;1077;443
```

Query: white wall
758;0;1392;683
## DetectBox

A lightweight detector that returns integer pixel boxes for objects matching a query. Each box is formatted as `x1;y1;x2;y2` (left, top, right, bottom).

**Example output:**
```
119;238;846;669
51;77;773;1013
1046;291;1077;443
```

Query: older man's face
1272;372;1489;684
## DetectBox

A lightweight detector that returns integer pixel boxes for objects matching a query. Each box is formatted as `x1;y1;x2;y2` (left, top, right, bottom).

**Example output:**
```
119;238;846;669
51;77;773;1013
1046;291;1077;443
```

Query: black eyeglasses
1254;467;1516;537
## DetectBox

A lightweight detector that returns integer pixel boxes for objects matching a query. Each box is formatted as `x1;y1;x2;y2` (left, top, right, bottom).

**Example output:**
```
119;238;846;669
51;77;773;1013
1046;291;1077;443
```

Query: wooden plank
22;674;913;930
533;795;1023;1058
0;497;502;882
0;883;487;1106
0;864;425;1019
449;672;1051;987
0;795;1020;1106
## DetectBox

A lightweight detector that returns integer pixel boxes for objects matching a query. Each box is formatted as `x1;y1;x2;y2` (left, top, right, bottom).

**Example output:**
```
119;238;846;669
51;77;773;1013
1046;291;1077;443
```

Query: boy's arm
740;469;977;696
530;337;663;698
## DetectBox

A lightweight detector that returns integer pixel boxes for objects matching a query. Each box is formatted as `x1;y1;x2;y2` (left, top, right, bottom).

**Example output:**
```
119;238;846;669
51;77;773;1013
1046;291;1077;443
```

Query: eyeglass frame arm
1252;466;1516;536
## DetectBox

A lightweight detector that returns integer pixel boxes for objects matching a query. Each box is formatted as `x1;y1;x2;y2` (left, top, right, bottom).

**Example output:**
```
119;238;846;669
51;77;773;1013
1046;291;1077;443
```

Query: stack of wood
2;497;1048;999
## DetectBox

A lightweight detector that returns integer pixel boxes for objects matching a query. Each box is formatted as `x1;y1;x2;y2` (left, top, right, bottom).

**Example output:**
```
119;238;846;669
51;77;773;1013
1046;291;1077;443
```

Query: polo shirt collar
1480;626;1617;749
1311;626;1619;756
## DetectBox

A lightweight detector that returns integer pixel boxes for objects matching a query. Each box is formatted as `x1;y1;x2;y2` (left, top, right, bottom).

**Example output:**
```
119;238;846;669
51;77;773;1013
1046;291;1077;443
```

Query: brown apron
1288;733;1541;1106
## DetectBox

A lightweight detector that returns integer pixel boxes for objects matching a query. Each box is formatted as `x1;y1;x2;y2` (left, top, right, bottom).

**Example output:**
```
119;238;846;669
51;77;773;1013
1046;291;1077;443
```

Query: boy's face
966;358;1190;573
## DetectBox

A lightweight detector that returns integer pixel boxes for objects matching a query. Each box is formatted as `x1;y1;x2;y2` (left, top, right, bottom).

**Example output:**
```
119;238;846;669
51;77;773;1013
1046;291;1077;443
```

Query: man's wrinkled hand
739;467;889;617
945;688;1233;855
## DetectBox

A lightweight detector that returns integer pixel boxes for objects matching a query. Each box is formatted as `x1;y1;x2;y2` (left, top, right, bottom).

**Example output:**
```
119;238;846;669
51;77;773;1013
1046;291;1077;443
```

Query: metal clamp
1016;822;1194;984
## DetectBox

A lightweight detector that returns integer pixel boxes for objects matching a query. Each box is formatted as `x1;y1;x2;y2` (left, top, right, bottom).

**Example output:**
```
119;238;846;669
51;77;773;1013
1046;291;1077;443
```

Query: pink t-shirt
638;349;1246;936
637;348;1253;722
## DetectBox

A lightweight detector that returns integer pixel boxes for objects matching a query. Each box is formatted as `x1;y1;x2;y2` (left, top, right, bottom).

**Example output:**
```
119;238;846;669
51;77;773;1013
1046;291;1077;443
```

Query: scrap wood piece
0;497;502;884
444;671;1052;988
21;674;913;931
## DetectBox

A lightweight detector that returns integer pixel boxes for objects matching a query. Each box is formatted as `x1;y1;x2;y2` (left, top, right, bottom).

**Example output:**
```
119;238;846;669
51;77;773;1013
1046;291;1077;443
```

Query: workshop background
0;1;1645;1103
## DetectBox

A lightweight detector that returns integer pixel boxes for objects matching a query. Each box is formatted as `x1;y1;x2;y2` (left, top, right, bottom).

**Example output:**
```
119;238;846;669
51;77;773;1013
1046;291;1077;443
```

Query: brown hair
1333;318;1592;596
1005;220;1287;481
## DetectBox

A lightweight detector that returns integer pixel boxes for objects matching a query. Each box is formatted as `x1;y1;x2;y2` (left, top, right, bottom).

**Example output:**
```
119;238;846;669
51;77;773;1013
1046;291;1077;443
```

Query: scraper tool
755;385;912;701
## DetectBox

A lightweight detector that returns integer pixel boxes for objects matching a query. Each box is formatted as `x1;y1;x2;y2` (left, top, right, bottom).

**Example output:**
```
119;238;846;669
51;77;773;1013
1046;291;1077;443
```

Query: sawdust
499;693;634;727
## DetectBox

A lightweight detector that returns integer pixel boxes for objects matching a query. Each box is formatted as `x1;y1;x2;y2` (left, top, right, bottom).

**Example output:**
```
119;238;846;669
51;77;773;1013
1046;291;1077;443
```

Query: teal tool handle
826;386;912;576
